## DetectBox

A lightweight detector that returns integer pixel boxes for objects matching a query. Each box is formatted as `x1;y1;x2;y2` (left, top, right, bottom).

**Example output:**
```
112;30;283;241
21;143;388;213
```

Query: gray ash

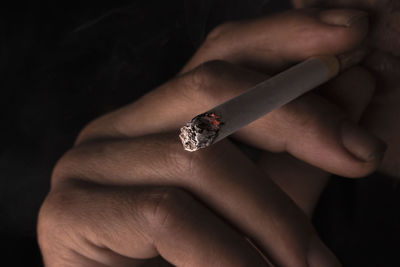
179;112;222;152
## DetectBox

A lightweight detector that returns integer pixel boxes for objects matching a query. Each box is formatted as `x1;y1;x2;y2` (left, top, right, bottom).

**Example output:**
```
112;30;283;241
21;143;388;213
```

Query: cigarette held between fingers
179;52;364;152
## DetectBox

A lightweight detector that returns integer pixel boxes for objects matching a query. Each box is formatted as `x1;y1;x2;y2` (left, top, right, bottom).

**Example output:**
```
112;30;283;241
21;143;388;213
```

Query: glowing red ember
209;113;222;126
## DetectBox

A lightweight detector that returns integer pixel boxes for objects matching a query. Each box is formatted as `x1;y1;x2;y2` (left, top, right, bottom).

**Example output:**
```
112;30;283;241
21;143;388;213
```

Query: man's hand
38;9;384;266
294;0;400;179
179;8;385;214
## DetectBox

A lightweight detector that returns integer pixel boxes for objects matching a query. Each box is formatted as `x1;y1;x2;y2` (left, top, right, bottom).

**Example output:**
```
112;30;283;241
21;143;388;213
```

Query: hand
293;0;400;179
180;8;385;214
38;9;384;266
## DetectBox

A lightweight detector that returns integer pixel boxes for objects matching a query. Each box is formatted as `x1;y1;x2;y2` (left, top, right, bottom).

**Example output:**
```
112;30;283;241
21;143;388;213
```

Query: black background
2;1;400;266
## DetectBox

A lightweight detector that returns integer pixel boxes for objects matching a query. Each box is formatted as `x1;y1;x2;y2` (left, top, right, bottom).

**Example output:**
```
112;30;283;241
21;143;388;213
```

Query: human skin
188;1;400;214
294;0;400;178
267;0;400;219
38;9;385;267
179;8;384;215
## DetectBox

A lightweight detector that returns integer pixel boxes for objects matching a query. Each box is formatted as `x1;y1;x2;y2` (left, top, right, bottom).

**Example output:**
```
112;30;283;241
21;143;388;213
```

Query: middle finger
77;61;384;177
55;133;339;267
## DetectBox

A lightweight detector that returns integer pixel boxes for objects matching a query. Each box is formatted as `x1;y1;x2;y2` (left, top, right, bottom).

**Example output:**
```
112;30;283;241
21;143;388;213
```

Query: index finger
78;7;370;146
77;60;384;177
181;8;368;74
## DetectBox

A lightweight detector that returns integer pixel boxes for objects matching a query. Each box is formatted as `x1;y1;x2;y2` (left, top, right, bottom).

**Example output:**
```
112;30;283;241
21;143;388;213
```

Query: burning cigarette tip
179;55;344;151
179;112;223;152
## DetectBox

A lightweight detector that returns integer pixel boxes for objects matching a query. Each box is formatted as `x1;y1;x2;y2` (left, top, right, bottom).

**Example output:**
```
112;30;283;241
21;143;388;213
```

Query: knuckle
205;21;236;43
37;191;77;252
74;122;96;146
51;148;82;185
37;200;54;248
74;115;109;146
187;60;230;102
51;142;109;186
190;60;223;86
38;187;93;266
51;153;71;184
142;187;195;233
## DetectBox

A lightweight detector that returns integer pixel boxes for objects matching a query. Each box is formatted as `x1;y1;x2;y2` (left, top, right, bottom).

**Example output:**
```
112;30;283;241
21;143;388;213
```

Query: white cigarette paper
180;56;340;152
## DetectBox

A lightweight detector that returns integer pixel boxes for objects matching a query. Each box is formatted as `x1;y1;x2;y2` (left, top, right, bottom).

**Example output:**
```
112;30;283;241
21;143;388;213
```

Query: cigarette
180;52;365;152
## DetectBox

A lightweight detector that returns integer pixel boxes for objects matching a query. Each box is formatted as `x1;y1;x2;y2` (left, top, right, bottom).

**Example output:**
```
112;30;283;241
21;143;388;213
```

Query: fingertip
283;9;369;60
337;158;383;179
318;9;368;28
318;119;386;178
316;9;369;53
281;94;384;179
340;119;387;164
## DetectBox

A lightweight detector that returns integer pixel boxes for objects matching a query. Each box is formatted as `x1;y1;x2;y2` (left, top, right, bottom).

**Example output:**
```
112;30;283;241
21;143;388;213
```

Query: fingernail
307;236;341;267
319;9;368;27
341;120;387;162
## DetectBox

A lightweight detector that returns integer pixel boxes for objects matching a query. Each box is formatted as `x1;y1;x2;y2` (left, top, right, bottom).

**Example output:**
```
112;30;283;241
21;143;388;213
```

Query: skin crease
254;0;400;219
278;0;400;225
294;0;400;178
178;8;382;216
38;8;388;267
